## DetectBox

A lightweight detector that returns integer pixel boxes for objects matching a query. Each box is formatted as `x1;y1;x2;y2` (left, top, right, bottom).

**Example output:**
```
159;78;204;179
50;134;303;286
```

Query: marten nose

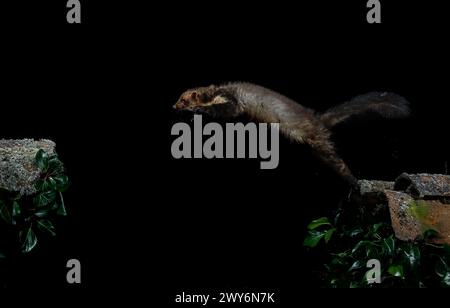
174;99;189;109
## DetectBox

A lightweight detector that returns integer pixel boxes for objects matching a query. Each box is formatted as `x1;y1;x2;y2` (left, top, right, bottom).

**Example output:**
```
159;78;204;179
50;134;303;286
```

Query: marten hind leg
304;129;358;187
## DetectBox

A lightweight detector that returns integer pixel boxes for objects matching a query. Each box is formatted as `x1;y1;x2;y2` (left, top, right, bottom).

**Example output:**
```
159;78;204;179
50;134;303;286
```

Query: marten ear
190;92;198;100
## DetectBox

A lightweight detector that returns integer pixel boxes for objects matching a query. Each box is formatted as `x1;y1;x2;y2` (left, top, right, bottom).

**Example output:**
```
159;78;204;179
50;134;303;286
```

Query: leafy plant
304;212;450;288
0;149;69;255
304;217;336;247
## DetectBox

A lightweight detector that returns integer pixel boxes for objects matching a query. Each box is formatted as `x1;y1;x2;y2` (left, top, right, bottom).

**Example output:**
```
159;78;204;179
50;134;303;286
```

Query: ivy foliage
304;213;450;288
0;149;68;255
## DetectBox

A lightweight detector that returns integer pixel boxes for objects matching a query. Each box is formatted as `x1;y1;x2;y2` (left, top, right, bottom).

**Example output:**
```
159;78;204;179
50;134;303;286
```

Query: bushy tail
320;92;410;129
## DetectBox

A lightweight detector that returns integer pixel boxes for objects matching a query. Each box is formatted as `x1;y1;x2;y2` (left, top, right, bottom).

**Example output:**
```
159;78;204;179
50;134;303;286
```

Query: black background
2;0;450;303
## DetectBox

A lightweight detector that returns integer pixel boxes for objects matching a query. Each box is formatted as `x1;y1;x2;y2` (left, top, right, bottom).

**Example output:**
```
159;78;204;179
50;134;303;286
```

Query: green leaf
57;192;67;216
349;281;360;288
352;240;371;255
369;223;384;235
331;257;347;266
34;209;50;218
382;235;395;256
365;223;387;240
48;156;64;173
331;251;349;258
333;211;342;225
33;190;57;208
349;260;363;271
365;245;379;258
436;256;449;278
402;244;421;268
0;200;12;224
50;201;59;211
388;264;404;278
47;177;57;190
303;230;325;247
423;229;439;241
349;227;364;238
35;149;49;172
324;228;336;243
11;201;21;225
307;217;331;230
329;279;338;287
20;227;38;253
352;240;380;259
442;272;450;287
53;175;69;192
36;219;56;236
12;201;21;217
35;179;50;191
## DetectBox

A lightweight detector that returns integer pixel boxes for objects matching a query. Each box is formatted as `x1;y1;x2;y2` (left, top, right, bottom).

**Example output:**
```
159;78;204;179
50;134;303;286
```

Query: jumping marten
173;82;410;186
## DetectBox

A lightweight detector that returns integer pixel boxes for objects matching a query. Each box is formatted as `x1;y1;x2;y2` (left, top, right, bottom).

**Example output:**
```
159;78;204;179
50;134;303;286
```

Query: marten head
173;85;242;118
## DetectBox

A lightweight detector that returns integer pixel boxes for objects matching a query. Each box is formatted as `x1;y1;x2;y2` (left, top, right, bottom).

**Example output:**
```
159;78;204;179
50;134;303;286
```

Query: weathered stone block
394;173;450;198
358;173;450;244
0;139;56;196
